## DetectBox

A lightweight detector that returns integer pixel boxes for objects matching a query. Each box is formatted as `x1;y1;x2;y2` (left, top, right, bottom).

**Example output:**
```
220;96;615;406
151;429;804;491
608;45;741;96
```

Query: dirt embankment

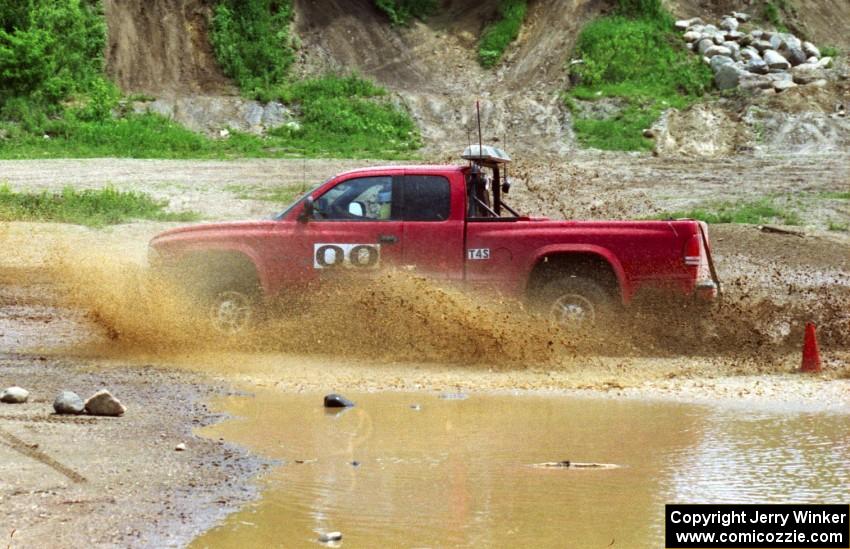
104;0;231;95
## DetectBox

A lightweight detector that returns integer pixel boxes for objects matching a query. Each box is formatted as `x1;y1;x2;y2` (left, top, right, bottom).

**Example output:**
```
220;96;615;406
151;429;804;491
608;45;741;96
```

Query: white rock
683;31;701;42
763;49;791;70
1;387;29;404
774;80;798;92
808;79;828;88
715;64;745;90
802;41;820;59
741;47;761;62
710;55;735;73
697;38;715;55
53;391;84;414
752;40;772;52
732;11;750;22
817;57;833;69
720;17;739;31
746;59;769;75
175;443;187;451
705;45;732;59
84;390;126;416
806;56;818;64
319;532;343;543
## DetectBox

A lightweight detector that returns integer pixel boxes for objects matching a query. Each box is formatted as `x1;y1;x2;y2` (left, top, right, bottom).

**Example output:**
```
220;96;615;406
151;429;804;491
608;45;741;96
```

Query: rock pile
676;13;833;93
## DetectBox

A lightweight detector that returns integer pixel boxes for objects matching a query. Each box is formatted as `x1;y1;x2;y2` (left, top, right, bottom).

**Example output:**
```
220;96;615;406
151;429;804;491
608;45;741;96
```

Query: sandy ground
0;155;848;546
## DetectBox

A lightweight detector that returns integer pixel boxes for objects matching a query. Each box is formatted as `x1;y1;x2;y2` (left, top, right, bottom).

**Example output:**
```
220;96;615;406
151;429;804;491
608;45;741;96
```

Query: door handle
378;234;398;244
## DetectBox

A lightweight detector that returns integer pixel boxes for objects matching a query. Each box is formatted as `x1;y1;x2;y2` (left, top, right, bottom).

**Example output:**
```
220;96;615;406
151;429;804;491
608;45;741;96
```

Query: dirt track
0;155;848;545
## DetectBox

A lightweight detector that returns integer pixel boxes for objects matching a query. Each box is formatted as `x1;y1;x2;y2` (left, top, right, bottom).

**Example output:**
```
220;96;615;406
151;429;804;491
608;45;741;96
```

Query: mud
0;357;267;548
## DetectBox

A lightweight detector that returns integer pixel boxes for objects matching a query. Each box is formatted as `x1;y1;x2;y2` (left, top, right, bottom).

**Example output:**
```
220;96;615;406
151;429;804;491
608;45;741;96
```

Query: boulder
781;47;807;67
739;73;775;91
791;64;827;84
720;17;739;31
710;55;735;73
713;34;726;45
774;80;798;92
740;47;761;62
802;41;821;59
53;391;84;414
683;31;702;42
750;30;764;40
84;390;126;416
746;59;770;75
723;41;741;59
725;30;744;42
763;50;791;70
732;11;750;22
323;394;355;408
752;40;772;52
705;45;732;59
806;56;818;64
676;18;702;30
1;386;28;404
817;57;833;69
175;443;187;451
770;33;802;52
715;64;745;90
697;38;715;55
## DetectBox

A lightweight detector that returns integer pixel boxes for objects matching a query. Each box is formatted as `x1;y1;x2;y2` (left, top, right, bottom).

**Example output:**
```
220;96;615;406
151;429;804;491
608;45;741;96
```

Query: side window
314;176;395;221
403;176;451;221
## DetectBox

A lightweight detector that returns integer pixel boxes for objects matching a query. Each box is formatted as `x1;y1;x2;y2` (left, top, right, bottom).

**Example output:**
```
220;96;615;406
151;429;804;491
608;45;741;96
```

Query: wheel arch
167;246;266;296
526;246;629;305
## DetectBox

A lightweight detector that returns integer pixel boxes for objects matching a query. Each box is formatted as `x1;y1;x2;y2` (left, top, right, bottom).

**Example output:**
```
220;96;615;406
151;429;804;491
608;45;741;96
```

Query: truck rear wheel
534;276;614;328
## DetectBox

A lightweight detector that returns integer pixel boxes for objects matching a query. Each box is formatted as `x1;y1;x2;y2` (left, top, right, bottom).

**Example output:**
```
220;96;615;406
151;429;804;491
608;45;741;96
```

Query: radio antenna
476;100;483;155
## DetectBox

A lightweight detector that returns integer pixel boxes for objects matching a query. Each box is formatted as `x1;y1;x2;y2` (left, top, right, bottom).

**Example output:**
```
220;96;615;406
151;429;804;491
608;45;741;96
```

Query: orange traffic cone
801;322;822;373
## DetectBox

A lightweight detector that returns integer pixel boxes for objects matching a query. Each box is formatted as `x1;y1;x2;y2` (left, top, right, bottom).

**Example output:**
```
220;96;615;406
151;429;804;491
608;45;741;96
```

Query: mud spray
4;225;849;374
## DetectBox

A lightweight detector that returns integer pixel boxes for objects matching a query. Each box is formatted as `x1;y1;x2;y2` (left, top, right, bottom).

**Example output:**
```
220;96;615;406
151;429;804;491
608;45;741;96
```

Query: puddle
192;392;850;548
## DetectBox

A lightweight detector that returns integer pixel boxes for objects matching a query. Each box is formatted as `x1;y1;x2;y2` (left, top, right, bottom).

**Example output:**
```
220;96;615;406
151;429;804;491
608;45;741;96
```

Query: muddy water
192;392;850;548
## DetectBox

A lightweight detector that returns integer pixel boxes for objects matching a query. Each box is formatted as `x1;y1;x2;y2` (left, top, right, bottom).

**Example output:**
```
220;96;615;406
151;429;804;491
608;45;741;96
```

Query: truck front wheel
209;288;257;335
534;276;614;327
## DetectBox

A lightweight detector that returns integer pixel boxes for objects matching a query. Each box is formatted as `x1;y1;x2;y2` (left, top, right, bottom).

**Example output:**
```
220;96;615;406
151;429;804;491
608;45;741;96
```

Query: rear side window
403;175;450;221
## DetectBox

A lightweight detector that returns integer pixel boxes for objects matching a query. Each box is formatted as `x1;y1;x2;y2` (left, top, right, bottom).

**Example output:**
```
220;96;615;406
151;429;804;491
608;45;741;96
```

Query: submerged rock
1;386;29;404
323;394;354;408
84;390;126;416
53;391;84;414
319;532;343;543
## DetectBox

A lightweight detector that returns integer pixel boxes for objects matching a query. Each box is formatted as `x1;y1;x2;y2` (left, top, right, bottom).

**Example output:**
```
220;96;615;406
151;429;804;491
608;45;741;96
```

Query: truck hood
149;220;279;247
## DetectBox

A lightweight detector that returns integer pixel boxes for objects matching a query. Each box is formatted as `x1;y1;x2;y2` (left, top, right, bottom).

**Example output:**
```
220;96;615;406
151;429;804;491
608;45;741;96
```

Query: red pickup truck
149;146;719;333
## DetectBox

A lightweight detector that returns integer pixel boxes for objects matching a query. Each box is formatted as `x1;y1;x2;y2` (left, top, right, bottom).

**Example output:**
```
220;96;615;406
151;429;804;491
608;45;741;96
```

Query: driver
376;186;392;220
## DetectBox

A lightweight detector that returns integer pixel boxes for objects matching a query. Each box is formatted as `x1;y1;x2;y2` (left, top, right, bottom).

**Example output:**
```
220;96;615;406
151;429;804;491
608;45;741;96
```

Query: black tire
533;276;615;328
206;286;258;335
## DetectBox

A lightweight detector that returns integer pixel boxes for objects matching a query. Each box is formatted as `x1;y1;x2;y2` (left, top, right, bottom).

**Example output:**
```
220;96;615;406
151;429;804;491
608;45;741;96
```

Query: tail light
683;225;717;299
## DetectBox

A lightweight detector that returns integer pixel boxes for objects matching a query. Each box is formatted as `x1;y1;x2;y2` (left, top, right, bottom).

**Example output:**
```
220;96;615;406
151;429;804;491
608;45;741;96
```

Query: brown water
192;392;850;548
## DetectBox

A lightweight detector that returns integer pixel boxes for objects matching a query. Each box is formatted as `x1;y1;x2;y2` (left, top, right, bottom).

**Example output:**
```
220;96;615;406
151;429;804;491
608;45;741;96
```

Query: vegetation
821;191;850;200
478;0;528;68
564;1;712;151
210;0;296;95
820;46;839;58
827;220;848;232
657;197;802;225
763;0;792;32
374;0;437;25
0;185;199;227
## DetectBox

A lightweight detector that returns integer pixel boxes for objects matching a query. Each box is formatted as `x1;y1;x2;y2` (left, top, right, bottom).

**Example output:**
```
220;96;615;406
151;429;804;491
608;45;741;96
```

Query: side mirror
501;179;511;194
299;196;314;223
348;201;364;217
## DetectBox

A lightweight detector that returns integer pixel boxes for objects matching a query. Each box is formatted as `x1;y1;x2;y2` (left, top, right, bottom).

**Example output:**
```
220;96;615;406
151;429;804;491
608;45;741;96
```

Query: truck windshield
272;179;329;220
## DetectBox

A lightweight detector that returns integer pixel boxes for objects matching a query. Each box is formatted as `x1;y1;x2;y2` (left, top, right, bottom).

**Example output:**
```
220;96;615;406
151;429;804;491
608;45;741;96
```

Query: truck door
298;175;404;277
401;173;465;279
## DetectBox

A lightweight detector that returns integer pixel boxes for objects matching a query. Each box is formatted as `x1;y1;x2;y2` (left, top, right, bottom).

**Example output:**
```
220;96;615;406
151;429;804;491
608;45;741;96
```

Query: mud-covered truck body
149;147;719;331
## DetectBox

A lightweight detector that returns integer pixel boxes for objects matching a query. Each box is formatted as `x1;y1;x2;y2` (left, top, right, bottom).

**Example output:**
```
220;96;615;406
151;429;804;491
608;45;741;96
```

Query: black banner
666;504;849;548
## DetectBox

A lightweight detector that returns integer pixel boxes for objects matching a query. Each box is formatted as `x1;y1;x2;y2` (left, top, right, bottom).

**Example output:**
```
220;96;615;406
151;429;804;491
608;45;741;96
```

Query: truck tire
534;276;614;327
207;287;258;335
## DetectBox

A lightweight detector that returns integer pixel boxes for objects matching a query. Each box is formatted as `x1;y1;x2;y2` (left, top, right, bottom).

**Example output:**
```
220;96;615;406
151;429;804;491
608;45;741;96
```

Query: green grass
821;191;850;200
565;11;712;151
478;0;528;68
0;76;422;160
374;0;436;25
0;185;200;227
657;197;802;225
820;46;839;58
226;183;311;203
828;220;848;232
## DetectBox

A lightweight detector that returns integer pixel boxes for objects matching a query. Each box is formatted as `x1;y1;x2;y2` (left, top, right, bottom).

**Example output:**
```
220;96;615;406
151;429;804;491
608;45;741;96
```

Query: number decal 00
315;245;345;268
314;243;381;269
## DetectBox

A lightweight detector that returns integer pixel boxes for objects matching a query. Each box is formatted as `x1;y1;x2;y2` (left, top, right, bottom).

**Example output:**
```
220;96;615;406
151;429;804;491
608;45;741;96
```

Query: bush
566;13;712;151
0;0;106;107
210;0;296;96
478;0;527;68
374;0;437;25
